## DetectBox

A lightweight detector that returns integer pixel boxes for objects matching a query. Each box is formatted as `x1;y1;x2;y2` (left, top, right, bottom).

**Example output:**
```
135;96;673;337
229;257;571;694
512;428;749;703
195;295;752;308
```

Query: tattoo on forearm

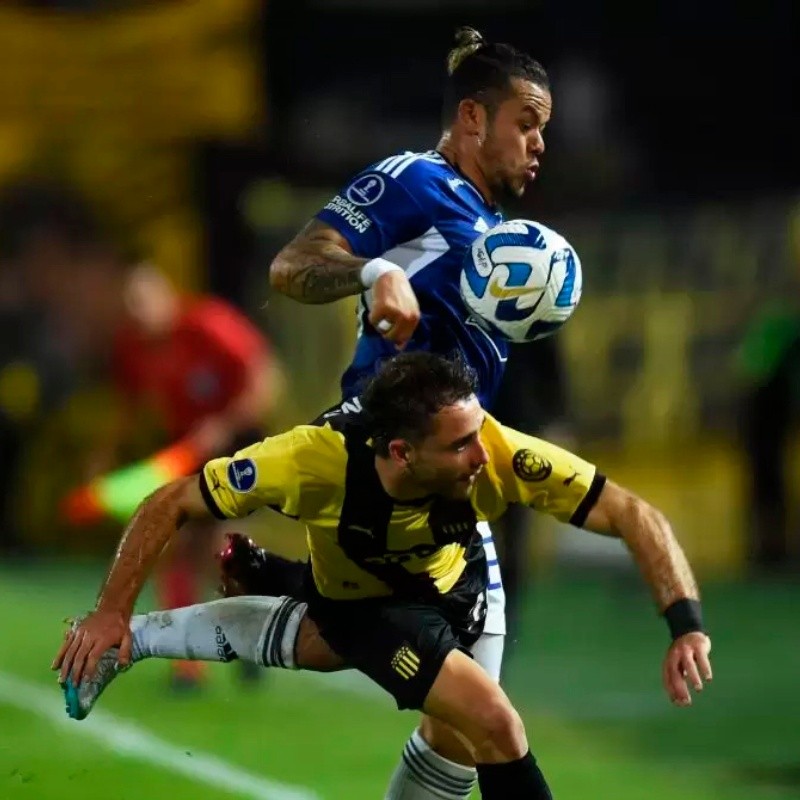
271;221;368;304
298;264;364;303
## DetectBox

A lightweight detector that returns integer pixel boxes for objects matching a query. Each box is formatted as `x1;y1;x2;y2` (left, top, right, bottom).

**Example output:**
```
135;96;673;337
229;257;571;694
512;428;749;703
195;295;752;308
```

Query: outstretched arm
53;475;213;684
96;476;211;616
583;479;698;610
582;478;713;706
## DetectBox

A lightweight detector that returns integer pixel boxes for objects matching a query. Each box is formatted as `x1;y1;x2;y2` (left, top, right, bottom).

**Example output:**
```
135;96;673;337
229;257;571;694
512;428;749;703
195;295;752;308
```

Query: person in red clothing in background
107;263;284;689
114;263;278;472
0;181;283;687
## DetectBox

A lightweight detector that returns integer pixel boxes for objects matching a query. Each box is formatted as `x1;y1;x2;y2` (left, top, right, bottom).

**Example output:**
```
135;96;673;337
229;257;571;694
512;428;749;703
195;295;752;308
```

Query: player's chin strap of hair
663;598;704;641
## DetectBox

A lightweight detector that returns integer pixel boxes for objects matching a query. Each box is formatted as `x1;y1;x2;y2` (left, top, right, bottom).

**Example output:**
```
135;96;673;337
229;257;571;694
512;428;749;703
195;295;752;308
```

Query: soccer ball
460;219;582;342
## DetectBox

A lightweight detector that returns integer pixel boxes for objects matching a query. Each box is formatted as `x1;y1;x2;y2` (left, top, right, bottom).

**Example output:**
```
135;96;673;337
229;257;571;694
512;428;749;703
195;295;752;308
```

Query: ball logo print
460;219;583;342
227;458;257;493
346;174;385;206
512;449;553;482
487;274;544;301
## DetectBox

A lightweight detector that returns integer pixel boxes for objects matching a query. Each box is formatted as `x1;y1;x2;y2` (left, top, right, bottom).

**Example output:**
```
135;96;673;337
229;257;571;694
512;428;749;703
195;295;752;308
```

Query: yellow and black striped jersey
201;410;601;600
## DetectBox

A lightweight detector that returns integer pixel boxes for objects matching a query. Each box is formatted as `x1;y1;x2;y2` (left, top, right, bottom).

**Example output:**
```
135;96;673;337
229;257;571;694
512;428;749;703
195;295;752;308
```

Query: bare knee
295;615;346;672
423;648;528;763
471;699;527;762
420;716;475;766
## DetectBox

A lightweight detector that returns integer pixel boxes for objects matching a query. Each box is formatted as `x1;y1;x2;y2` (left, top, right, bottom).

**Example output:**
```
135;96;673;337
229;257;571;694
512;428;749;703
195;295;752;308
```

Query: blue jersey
316;150;507;409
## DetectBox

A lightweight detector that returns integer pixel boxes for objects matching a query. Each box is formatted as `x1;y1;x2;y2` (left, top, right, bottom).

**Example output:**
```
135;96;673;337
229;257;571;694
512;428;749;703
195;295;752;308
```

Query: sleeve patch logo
512;449;552;482
346;174;385;206
227;458;258;493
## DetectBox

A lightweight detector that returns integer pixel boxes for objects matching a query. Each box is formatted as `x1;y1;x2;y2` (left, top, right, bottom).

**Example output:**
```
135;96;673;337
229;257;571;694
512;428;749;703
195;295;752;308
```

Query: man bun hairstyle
446;26;486;76
442;26;549;123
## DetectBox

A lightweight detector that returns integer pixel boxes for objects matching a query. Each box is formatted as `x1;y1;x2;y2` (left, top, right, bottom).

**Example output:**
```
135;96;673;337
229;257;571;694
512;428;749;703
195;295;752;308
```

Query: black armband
198;473;227;521
663;598;704;640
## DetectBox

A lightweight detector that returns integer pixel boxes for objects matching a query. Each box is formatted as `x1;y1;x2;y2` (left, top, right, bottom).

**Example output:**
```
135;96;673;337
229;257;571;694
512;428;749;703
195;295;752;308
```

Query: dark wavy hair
360;351;479;456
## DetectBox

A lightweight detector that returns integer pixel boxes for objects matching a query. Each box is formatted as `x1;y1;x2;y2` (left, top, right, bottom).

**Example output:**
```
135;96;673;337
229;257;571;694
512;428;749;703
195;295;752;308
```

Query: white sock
130;596;306;669
385;729;476;800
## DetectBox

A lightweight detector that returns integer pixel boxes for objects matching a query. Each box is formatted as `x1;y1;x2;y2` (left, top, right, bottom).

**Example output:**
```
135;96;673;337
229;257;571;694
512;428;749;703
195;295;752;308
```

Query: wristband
360;258;403;289
663;598;704;640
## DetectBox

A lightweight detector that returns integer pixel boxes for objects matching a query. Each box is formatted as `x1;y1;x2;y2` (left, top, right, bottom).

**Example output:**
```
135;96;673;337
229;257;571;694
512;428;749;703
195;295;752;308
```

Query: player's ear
388;439;412;467
457;98;487;141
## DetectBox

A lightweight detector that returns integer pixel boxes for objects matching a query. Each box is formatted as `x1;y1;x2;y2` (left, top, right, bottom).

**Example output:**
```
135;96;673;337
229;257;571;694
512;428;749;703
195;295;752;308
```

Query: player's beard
447;481;474;501
480;161;522;205
480;133;525;204
491;161;527;202
432;471;476;501
406;461;469;500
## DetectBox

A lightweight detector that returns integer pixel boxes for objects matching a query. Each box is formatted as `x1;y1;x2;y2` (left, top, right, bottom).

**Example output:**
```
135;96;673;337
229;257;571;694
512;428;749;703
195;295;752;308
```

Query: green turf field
1;559;798;799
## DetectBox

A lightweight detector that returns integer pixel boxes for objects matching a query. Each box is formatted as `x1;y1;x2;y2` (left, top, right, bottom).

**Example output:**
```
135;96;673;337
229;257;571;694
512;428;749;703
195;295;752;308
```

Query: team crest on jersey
391;644;420;680
346;174;385;206
512;449;552;482
227;458;257;493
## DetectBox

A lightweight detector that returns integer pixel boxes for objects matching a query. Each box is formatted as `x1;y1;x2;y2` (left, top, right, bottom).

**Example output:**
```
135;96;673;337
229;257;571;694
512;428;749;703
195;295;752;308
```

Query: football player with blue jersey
233;25;551;799
254;26;550;798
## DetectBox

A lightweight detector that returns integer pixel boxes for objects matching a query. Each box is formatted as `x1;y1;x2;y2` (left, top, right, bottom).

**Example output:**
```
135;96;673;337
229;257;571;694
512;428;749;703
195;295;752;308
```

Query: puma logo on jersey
348;524;374;538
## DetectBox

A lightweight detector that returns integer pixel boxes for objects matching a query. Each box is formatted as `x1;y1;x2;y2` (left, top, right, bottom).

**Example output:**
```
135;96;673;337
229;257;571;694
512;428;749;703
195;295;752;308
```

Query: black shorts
305;552;488;711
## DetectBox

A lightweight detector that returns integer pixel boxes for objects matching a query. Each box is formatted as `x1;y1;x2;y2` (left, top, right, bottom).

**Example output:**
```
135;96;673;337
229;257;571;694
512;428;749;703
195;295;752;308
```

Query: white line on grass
0;671;321;800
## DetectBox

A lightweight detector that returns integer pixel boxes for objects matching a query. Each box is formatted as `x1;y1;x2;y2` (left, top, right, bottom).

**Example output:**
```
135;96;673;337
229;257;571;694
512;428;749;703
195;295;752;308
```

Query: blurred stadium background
0;1;798;798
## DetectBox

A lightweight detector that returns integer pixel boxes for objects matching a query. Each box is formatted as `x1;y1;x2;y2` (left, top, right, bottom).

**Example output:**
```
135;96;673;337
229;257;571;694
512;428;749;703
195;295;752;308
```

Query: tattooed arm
269;219;420;346
270;220;368;304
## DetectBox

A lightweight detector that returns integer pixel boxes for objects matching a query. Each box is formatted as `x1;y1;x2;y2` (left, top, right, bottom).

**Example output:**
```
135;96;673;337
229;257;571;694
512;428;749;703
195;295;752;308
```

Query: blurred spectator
0;184;94;552
0;181;115;372
0;269;69;552
738;301;800;571
85;261;285;689
1;179;285;688
491;336;573;647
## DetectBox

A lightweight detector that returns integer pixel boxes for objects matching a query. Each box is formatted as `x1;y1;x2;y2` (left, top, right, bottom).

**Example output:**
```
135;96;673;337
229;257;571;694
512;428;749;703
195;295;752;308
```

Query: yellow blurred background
0;0;797;580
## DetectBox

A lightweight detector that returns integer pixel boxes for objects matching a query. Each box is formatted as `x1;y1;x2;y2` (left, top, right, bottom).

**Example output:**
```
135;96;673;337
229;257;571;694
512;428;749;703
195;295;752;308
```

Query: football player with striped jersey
56;353;712;800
